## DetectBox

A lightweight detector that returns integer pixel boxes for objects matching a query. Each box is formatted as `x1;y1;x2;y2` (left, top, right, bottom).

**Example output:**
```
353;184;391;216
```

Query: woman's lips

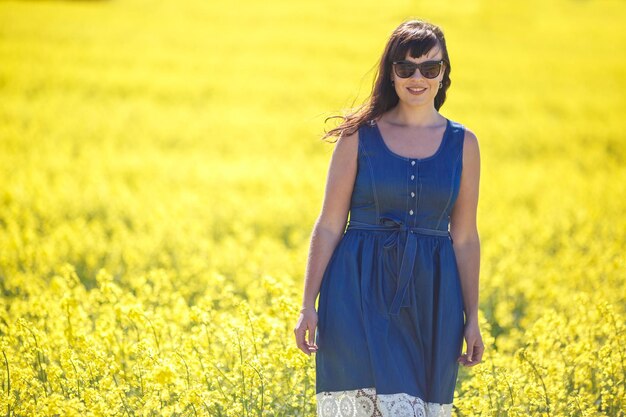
407;87;426;95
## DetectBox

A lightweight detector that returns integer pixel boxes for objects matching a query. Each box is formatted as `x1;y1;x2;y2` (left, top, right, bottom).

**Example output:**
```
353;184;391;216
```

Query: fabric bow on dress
347;216;450;317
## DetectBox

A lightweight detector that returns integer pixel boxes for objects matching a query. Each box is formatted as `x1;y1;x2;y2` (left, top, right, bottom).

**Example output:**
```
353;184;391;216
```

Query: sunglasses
392;60;445;79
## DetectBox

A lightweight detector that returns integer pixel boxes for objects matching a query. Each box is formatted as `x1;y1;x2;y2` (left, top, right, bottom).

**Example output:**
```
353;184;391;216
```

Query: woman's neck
383;105;442;128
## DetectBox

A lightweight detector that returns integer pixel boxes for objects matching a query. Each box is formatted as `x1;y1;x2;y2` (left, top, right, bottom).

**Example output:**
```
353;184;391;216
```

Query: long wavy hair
321;19;452;143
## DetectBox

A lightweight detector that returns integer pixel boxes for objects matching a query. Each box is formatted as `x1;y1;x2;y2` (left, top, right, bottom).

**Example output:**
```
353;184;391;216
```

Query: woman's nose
410;69;426;80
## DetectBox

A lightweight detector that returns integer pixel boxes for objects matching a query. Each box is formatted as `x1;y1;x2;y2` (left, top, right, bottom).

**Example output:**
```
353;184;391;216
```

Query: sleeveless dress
315;117;467;417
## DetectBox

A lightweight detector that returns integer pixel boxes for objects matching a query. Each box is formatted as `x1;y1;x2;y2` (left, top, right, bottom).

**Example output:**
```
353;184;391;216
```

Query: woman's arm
295;130;358;355
449;128;481;324
300;131;359;310
450;127;484;366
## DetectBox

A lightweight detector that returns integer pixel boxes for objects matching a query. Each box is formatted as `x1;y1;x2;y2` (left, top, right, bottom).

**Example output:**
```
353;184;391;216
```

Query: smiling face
391;46;446;108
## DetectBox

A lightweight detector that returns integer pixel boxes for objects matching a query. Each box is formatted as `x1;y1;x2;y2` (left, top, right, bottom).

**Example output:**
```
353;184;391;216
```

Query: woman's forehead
404;47;442;61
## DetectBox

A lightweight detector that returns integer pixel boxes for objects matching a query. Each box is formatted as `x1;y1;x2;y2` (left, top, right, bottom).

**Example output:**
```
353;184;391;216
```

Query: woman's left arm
449;127;483;366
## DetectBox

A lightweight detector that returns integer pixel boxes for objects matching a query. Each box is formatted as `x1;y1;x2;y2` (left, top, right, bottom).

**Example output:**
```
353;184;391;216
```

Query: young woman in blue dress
294;17;484;381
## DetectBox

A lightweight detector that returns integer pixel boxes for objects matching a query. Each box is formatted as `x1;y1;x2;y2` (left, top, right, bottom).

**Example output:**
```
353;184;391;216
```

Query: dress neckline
372;118;451;161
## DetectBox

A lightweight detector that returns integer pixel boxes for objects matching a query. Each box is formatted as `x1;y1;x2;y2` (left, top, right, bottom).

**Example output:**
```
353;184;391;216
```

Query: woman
294;18;484;417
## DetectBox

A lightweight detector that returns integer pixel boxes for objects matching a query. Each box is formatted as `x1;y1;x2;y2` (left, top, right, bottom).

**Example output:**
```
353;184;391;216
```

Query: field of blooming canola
0;0;625;415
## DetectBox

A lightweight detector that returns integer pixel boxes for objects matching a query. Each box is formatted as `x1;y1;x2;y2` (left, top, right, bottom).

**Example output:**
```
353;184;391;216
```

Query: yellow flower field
0;0;624;415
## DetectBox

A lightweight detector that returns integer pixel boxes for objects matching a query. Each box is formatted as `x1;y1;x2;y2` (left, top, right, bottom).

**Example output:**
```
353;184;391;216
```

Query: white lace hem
316;387;452;417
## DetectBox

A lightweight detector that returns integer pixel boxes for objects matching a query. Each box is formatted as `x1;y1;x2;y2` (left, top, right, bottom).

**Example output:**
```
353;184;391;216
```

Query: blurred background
1;0;624;415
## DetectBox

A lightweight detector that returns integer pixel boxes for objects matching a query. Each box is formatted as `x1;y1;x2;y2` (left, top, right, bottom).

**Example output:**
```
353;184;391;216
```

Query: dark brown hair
321;19;452;143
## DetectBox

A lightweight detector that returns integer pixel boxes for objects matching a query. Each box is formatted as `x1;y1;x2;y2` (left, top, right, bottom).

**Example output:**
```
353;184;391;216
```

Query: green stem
175;352;191;390
70;358;81;398
2;349;10;417
140;313;160;354
519;349;551;417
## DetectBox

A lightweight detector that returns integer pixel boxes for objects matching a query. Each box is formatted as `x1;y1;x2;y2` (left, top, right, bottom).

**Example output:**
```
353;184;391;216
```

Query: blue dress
315;117;466;417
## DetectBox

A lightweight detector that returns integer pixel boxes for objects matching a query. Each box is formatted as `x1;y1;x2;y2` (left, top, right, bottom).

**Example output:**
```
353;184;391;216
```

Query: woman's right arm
301;130;359;310
294;129;358;355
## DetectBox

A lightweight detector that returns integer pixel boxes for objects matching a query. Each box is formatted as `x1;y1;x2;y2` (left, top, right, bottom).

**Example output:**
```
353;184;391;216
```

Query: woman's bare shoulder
461;126;480;160
317;128;359;233
330;127;359;163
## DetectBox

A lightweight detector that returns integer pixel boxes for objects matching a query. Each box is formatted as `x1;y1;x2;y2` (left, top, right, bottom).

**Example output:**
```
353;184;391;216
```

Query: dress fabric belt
345;217;451;317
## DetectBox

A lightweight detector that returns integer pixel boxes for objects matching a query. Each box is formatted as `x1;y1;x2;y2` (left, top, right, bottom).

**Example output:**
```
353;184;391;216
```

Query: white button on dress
411;192;415;197
410;175;415;180
409;210;414;215
411;161;416;166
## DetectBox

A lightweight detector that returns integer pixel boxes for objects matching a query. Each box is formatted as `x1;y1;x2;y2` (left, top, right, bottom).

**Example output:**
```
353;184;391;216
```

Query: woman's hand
294;308;319;356
457;317;484;367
